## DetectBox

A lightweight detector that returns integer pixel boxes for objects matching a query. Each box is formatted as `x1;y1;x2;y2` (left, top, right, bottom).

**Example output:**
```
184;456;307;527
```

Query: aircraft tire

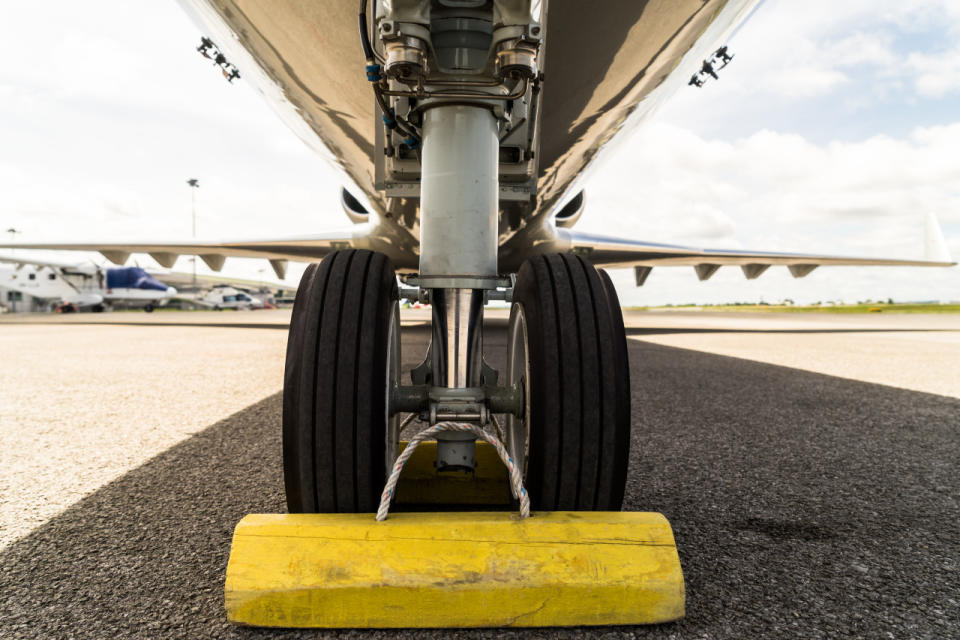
282;249;399;513
144;304;154;313
511;254;630;511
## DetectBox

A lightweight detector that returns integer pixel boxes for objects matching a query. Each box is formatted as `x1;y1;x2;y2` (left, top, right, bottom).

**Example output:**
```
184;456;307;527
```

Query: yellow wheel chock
225;438;685;628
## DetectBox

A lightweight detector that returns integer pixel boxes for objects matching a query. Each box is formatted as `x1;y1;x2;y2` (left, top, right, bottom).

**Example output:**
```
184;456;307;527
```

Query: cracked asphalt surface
1;314;958;639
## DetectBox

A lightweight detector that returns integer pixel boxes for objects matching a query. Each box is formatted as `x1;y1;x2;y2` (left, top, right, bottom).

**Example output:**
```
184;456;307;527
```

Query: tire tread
515;254;630;511
283;250;396;513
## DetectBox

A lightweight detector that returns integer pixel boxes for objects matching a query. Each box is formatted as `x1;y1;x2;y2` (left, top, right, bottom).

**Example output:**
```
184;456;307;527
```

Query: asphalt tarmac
1;311;958;639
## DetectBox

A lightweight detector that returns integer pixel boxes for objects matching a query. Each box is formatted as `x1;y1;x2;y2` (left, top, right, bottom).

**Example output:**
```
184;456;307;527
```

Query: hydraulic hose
359;0;421;147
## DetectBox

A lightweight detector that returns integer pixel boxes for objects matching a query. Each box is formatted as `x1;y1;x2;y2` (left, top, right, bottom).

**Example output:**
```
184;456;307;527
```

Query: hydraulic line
359;0;421;147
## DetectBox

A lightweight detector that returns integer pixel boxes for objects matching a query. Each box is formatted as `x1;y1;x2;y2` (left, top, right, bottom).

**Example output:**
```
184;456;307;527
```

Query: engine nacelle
554;190;585;229
340;188;370;224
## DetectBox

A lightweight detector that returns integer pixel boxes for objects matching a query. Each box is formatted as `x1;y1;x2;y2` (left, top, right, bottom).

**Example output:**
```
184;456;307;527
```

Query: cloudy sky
1;1;958;305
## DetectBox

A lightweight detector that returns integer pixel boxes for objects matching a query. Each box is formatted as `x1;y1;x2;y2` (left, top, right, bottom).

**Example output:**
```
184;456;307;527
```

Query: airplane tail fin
924;213;952;263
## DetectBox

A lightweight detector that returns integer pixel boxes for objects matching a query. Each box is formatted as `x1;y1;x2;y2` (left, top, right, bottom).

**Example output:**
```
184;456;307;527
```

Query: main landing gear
223;2;682;627
226;102;683;632
222;246;686;630
281;250;631;515
225;122;684;629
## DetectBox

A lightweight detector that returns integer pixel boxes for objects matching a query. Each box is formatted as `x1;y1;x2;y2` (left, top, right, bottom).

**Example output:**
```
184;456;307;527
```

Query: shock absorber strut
420;104;499;471
365;0;542;471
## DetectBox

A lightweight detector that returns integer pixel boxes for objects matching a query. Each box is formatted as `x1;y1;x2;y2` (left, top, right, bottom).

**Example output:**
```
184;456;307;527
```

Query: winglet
924;213;952;263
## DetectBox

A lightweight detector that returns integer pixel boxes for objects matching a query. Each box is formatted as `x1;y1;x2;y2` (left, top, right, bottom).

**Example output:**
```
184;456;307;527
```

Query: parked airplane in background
194;285;265;310
0;254;298;312
0;255;176;312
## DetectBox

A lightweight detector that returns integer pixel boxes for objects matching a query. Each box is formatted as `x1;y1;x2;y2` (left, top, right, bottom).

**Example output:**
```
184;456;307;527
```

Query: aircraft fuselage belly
176;0;759;270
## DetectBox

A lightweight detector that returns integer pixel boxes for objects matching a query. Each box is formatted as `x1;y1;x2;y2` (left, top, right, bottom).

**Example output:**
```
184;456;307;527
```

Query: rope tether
376;421;530;521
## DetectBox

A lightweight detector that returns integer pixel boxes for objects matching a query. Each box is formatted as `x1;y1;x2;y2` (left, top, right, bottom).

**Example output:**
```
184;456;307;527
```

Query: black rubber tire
598;267;632;497
513;254;631;511
144;304;154;313
283;249;398;513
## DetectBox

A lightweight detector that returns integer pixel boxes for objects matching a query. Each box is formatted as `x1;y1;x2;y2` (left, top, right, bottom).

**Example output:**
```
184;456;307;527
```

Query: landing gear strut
281;106;634;511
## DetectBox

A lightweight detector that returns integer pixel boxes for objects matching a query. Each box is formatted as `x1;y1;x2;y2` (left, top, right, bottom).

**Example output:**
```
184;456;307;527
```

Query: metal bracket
480;358;499;386
410;342;432;385
403;275;513;295
417;276;503;290
483;273;515;304
390;383;523;418
398;284;429;304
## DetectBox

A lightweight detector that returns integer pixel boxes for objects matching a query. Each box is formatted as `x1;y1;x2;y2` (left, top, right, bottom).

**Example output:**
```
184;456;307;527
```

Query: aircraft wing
0;253;87;270
560;214;954;284
0;229;364;280
152;270;298;293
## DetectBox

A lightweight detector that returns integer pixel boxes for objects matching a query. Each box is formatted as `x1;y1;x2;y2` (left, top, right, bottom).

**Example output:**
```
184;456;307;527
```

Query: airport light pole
6;228;21;254
187;179;199;288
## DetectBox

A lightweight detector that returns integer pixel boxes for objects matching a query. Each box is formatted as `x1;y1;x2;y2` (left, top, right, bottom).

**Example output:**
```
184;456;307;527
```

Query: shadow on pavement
0;320;291;331
11;315;953;337
481;315;959;336
624;327;960;336
1;338;958;639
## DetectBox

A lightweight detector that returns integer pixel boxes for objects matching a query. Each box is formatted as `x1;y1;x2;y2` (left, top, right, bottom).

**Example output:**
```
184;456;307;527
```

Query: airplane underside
177;0;759;272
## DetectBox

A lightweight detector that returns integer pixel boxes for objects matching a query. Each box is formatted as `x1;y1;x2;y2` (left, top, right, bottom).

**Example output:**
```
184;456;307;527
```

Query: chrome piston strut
419;104;499;471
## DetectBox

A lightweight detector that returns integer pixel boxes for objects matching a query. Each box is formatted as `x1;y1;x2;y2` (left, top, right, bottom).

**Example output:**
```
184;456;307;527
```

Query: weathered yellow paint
225;511;685;628
395;441;511;505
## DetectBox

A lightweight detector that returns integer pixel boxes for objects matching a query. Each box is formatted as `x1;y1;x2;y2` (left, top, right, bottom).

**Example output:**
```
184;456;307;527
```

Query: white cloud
581;120;960;304
0;2;344;287
660;0;960;134
906;47;960;98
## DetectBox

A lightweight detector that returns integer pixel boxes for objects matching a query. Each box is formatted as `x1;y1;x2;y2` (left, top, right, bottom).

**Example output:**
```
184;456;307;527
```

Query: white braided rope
376;421;530;521
487;415;518;500
489;413;506;443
